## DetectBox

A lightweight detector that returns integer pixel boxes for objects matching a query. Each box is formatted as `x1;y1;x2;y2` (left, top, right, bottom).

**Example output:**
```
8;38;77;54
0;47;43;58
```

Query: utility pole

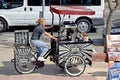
39;0;45;18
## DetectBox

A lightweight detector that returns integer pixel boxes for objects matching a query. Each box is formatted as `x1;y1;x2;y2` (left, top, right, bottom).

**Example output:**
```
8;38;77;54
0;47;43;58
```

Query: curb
93;53;106;62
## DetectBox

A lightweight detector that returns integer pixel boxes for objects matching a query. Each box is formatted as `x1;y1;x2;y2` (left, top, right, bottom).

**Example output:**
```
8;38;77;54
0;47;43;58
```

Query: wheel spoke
64;55;86;76
77;19;91;32
15;56;36;74
78;22;89;31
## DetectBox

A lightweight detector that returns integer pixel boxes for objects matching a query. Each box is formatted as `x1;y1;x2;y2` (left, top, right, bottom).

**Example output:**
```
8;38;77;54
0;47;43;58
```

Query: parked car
102;19;120;38
102;19;120;53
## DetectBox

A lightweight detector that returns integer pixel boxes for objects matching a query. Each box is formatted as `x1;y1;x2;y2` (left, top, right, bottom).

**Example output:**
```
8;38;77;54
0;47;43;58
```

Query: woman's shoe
37;57;45;62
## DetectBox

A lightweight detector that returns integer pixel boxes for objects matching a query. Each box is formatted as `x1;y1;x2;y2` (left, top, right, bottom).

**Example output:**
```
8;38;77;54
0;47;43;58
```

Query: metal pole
42;0;45;18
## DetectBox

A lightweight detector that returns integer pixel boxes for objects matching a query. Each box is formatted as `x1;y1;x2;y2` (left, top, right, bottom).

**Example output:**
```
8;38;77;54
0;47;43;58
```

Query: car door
25;0;42;25
25;0;60;25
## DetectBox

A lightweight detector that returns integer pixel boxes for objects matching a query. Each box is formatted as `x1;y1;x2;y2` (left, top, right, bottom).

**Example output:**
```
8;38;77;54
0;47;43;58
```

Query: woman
30;18;57;61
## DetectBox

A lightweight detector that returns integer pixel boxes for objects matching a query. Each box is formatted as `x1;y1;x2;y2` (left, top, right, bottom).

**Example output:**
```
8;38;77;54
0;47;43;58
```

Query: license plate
111;28;120;34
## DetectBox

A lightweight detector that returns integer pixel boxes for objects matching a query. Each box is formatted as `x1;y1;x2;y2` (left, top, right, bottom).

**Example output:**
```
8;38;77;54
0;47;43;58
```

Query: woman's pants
30;40;48;58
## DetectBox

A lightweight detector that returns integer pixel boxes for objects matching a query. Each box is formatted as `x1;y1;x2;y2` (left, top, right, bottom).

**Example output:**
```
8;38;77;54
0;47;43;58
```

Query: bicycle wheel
64;54;86;76
14;52;36;74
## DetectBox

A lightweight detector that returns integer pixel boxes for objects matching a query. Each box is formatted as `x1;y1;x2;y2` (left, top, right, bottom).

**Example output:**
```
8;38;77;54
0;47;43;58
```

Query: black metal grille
58;42;92;65
14;30;29;46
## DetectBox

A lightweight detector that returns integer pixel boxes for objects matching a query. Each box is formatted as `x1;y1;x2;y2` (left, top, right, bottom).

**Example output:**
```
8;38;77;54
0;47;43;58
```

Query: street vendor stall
50;5;94;76
12;5;95;77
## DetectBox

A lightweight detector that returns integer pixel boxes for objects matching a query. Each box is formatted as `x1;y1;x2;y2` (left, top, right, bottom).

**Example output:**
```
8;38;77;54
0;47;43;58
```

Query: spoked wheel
64;55;86;76
14;53;36;74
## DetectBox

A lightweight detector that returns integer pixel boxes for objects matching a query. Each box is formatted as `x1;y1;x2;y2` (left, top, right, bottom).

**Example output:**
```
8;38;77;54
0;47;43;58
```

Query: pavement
0;44;108;80
0;2;116;79
0;32;108;80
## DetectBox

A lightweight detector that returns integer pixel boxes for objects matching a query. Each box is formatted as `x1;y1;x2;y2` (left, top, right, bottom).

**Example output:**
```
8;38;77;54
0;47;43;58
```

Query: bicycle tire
64;54;86;76
14;51;36;74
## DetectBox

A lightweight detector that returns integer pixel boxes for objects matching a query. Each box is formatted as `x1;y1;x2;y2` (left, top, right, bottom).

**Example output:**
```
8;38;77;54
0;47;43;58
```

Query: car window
28;0;42;6
28;0;60;6
0;0;23;9
112;19;120;27
61;0;100;6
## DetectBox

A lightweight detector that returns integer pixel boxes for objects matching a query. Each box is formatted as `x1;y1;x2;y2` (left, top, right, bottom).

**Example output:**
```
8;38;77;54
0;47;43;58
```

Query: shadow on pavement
90;27;96;33
88;71;107;77
92;38;104;46
0;62;97;80
0;61;65;76
0;61;19;75
33;64;66;76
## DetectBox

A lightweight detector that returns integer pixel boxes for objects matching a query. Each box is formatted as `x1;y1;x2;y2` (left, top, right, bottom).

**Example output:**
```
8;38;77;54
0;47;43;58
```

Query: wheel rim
78;22;89;32
15;62;35;74
0;20;4;31
65;55;86;76
15;56;36;74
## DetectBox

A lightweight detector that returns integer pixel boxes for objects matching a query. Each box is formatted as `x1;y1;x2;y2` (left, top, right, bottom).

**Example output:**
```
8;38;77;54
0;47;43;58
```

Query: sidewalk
0;38;108;80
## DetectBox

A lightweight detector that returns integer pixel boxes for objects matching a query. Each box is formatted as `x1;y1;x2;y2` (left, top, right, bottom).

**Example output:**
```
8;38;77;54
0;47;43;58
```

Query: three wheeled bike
12;5;94;76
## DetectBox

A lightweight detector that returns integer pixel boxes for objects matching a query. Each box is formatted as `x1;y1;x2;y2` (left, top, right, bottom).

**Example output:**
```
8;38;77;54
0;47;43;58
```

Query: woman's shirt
31;25;45;40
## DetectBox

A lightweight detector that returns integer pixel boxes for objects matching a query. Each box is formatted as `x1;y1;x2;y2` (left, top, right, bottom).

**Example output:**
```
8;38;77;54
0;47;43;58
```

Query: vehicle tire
0;18;7;32
14;51;36;74
76;19;91;32
64;54;86;76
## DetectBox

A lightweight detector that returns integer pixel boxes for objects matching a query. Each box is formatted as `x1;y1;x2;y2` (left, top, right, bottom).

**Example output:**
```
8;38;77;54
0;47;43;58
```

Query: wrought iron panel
58;42;92;65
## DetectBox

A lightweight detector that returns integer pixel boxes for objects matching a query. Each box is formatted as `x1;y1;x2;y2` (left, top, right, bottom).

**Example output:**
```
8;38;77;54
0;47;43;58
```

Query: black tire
0;18;7;32
77;19;91;32
64;55;86;76
14;51;36;74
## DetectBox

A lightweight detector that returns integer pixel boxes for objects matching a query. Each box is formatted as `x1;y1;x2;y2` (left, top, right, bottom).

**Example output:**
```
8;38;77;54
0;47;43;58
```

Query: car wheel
77;19;91;32
0;18;7;32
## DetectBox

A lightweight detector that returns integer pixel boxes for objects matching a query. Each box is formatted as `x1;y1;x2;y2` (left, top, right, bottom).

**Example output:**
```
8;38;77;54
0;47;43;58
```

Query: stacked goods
106;35;120;80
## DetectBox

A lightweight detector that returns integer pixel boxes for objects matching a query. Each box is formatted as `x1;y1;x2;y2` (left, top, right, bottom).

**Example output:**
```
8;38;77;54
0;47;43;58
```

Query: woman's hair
36;18;45;24
81;32;88;37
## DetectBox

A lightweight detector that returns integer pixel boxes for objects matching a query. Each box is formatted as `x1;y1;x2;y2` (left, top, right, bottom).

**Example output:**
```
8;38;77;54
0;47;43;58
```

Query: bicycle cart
11;6;94;76
50;5;94;76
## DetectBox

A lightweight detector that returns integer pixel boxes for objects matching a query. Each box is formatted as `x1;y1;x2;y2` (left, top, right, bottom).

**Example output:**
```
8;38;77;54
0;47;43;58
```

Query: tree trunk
106;0;114;35
106;0;120;35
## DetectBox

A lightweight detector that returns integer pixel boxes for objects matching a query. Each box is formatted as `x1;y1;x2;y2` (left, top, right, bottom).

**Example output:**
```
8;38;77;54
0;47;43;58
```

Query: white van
0;0;104;32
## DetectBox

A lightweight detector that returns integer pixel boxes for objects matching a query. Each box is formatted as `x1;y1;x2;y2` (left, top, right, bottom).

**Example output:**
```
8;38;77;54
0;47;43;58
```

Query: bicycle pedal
35;61;45;68
35;66;39;69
